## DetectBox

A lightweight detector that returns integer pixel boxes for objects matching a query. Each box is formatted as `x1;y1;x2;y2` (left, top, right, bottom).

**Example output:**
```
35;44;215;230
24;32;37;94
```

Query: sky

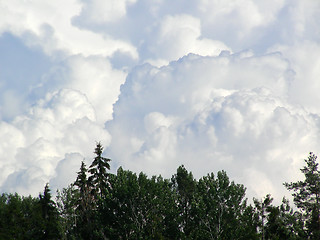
0;0;320;202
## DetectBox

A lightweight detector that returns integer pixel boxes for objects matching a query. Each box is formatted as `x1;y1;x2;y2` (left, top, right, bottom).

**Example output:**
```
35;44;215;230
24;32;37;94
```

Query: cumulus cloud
142;14;230;65
0;0;320;203
0;89;110;195
50;152;84;191
196;0;286;50
269;41;320;114
74;0;137;24
36;55;128;123
0;0;138;58
106;53;319;200
0;122;25;184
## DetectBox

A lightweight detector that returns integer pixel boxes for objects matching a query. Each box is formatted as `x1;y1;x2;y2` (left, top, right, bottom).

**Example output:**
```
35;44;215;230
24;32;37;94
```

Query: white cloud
0;122;25;184
0;0;320;203
0;89;110;195
142;14;230;65
144;112;175;134
29;55;128;123
0;0;138;58
63;55;127;123
269;41;320;114
106;53;320;201
75;0;137;24
49;152;84;191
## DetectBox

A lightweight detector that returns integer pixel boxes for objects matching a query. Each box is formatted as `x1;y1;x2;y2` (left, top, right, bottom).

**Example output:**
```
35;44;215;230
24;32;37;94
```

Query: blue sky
0;33;53;119
0;0;320;202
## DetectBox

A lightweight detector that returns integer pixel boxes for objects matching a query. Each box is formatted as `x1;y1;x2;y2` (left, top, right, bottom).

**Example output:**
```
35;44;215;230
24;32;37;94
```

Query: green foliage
254;194;274;240
38;183;62;239
284;152;320;239
194;170;253;240
88;142;111;199
254;194;300;240
100;167;180;239
56;184;79;240
2;144;319;239
74;161;94;233
0;185;62;240
264;197;305;240
171;165;196;238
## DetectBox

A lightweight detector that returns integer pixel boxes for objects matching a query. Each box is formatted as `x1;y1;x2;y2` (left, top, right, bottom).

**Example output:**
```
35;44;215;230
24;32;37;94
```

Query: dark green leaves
194;171;249;239
284;152;320;239
2;144;319;239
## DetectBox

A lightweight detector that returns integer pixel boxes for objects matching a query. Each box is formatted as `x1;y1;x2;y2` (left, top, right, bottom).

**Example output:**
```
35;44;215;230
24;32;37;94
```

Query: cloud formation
107;53;319;199
0;89;110;195
0;0;319;201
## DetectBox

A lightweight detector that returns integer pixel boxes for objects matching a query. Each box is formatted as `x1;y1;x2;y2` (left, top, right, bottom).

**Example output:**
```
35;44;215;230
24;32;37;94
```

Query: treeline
0;143;320;239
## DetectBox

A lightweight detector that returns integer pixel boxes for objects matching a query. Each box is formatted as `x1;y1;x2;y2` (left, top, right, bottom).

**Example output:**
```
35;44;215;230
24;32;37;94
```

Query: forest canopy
0;143;319;240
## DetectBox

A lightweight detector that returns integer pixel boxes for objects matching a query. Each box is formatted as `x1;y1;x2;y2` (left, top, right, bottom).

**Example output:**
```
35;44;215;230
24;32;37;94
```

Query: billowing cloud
0;89;110;195
269;41;320;114
141;14;230;66
36;55;128;123
75;0;137;24
0;0;319;203
0;0;138;58
106;53;319;200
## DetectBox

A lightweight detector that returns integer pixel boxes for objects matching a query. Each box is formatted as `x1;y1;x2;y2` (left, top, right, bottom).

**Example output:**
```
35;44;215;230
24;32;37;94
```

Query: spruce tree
74;161;91;209
88;142;111;199
74;161;96;240
38;184;62;240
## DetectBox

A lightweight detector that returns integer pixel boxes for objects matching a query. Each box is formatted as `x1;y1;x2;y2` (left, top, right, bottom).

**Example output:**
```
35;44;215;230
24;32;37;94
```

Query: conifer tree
74;161;91;209
74;160;96;240
88;142;111;199
38;183;61;239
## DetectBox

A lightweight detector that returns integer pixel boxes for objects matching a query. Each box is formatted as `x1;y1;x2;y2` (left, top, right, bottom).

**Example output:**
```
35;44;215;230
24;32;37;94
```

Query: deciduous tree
284;152;320;239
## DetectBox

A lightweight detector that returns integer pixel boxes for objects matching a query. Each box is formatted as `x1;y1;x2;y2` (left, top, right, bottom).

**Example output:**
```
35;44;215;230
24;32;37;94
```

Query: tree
74;161;92;216
284;152;320;239
86;143;112;239
88;142;111;199
56;184;79;240
195;170;251;240
171;165;197;238
239;205;260;240
143;174;180;239
254;194;273;240
100;167;180;239
100;167;140;239
0;193;43;239
264;197;304;240
0;193;24;239
73;160;96;240
75;161;89;199
38;183;62;240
